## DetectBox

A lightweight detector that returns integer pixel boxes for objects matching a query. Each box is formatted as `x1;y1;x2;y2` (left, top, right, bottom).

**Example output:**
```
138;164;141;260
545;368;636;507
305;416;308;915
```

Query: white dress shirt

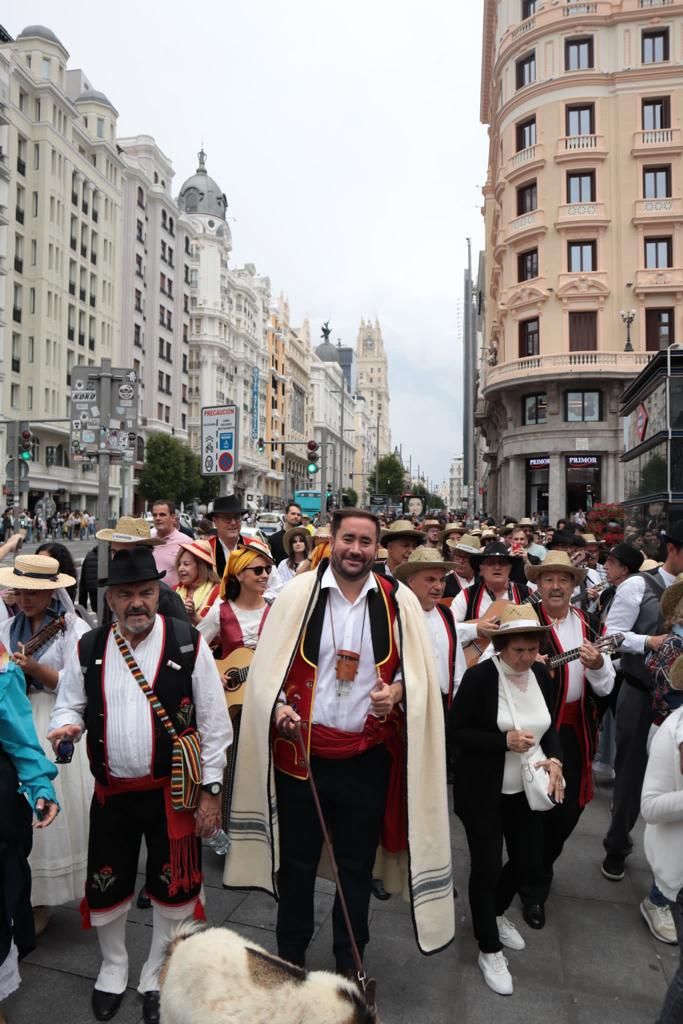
51;615;232;784
551;609;615;703
312;566;400;733
605;568;675;654
424;605;467;698
452;584;536;645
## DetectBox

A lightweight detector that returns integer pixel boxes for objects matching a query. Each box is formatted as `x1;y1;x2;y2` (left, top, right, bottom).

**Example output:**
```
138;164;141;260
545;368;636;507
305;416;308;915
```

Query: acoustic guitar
215;647;254;718
462;599;512;669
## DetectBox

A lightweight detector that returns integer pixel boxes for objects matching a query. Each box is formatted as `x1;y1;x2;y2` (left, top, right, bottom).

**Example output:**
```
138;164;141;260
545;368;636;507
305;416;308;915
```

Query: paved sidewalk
5;777;677;1023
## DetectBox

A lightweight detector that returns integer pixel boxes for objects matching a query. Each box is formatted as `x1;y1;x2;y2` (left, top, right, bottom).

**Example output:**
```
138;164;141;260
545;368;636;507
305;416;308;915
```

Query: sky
5;0;488;489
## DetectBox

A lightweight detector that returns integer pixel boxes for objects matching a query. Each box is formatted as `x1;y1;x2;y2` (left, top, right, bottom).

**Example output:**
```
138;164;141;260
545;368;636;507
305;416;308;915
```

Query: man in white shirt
48;547;232;1024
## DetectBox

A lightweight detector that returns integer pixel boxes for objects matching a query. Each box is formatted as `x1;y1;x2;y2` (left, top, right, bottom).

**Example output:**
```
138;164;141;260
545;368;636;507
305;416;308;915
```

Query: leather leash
295;730;378;1010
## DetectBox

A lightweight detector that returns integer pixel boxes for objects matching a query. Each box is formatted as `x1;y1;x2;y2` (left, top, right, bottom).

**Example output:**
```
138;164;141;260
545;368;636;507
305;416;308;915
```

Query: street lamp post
620;309;636;352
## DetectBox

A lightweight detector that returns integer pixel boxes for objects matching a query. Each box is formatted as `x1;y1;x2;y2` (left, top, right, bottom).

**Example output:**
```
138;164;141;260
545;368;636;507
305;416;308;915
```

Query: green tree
367;453;405;498
342;487;358;507
138;433;219;506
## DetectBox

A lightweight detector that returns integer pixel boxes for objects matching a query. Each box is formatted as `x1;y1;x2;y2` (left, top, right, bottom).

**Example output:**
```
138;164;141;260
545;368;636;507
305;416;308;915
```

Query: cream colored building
0;48;9;492
283;311;313;498
1;25;124;514
355;318;391;459
352;393;376;507
264;295;288;506
478;0;683;522
449;454;465;512
310;352;356;504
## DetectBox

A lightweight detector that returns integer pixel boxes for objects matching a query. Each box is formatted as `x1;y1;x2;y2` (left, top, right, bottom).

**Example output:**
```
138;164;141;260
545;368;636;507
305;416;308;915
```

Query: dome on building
177;148;228;220
74;88;117;111
17;24;67;52
315;339;340;363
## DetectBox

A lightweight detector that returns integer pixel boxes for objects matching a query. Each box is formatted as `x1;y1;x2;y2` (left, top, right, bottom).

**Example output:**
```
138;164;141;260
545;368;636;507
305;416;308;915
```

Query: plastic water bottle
207;828;230;856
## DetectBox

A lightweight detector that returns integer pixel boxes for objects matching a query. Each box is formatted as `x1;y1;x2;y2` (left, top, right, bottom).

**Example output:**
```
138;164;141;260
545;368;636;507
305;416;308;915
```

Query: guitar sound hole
225;672;242;692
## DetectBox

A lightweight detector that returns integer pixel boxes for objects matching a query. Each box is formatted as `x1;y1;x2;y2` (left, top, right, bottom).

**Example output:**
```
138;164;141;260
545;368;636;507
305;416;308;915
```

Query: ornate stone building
355;318;391;460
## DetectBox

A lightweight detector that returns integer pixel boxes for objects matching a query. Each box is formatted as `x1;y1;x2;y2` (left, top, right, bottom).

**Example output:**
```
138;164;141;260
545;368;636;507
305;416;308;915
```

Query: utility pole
320;426;328;521
338;389;345;511
375;411;380;495
96;359;113;625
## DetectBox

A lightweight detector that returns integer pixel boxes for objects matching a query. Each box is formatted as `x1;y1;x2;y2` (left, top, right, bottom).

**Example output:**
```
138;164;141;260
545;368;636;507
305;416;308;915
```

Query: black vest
620;569;666;691
464;580;530;619
78;617;200;786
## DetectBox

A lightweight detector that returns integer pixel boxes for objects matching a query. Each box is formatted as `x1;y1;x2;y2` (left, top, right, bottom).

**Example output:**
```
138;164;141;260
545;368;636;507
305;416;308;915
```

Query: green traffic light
307;463;318;474
20;451;32;461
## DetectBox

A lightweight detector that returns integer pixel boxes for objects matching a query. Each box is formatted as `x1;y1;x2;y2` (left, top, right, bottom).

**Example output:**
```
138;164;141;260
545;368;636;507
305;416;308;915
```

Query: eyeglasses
215;514;241;523
244;564;272;576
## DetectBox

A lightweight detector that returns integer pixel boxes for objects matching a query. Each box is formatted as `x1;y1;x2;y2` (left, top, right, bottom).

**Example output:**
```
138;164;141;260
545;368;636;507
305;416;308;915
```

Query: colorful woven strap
113;627;178;741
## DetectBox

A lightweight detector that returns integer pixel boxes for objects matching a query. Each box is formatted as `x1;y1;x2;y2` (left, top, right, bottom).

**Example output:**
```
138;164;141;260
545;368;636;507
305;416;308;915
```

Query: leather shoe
136;886;151;910
523;903;545;930
92;988;124;1022
142;991;161;1024
371;878;391;901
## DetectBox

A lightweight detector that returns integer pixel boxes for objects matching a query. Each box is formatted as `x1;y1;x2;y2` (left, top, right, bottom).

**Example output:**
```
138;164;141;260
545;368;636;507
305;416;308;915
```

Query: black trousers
275;745;391;970
461;791;544;954
85;789;202;911
539;725;583;904
604;681;652;858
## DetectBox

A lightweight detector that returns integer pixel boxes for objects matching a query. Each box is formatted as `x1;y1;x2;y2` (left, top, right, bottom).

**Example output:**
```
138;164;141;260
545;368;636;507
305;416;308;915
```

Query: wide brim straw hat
660;573;683;622
381;520;426;544
96;515;164;546
0;553;76;591
178;537;215;567
495;602;551;637
448;533;482;555
525;549;587;585
283;526;312;557
394;545;452;582
439;523;464;542
423;519;441;530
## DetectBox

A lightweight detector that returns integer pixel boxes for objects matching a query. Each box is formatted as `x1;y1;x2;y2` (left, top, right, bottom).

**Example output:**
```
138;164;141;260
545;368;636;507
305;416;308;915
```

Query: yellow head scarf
309;541;332;571
220;544;271;599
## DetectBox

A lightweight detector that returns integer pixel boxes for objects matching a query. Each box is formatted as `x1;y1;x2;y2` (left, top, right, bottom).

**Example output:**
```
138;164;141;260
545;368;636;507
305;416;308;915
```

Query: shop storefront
526;457;549;515
565;455;601;514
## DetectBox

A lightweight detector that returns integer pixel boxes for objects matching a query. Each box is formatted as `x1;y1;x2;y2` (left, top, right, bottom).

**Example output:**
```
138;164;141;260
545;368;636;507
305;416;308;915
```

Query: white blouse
496;661;551;795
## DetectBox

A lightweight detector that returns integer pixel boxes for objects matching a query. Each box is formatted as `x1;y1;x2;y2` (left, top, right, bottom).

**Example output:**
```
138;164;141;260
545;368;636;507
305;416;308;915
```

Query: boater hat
448;533;482;555
0;553;76;591
394;545;451;582
98;546;166;587
208;494;245;518
96;515;164;546
525;549;587;585
380;520;425;545
496;602;551;636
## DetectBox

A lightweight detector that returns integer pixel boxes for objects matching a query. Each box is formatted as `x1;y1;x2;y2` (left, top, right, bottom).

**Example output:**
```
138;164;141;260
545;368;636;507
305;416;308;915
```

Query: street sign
70;367;138;460
370;495;387;507
201;405;238;476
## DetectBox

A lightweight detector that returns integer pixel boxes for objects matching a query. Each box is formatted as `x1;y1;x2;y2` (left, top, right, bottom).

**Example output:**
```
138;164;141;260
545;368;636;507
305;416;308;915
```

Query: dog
159;921;379;1023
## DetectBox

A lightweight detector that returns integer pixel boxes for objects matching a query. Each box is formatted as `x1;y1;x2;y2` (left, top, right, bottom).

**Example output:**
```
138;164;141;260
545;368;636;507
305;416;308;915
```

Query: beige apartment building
355;319;391;458
478;0;683;522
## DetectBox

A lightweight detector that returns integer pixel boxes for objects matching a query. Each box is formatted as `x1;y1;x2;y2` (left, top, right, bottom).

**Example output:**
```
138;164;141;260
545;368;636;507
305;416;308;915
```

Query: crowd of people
1;507;97;546
0;498;682;1023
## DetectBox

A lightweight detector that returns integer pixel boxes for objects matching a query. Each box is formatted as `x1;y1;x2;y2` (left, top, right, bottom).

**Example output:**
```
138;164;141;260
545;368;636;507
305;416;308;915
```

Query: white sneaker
478;950;513;995
640;897;678;944
496;915;526;950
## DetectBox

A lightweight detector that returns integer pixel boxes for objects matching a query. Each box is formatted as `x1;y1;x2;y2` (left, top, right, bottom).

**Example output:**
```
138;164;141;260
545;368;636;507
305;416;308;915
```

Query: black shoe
523;903;545;930
92;988;124;1022
601;854;625;881
136;886;151;910
142;991;160;1024
371;878;391;901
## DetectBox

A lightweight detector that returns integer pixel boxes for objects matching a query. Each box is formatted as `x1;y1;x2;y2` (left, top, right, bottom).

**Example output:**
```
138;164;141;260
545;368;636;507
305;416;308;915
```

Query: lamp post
620;309;636;352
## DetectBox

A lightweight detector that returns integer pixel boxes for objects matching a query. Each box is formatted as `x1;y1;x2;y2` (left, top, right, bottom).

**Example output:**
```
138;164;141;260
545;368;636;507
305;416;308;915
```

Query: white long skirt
29;689;93;906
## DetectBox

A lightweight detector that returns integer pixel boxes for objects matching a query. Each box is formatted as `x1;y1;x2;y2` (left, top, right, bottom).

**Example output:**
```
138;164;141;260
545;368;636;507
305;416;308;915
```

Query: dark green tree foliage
138;433;219;505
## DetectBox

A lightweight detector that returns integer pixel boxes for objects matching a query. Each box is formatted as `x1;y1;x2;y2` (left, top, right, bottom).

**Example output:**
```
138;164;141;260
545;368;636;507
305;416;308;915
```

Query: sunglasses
244;564;272;576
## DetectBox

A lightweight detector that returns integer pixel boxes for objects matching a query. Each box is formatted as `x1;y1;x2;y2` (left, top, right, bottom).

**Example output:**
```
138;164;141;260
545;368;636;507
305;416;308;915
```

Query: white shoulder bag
492;656;556;812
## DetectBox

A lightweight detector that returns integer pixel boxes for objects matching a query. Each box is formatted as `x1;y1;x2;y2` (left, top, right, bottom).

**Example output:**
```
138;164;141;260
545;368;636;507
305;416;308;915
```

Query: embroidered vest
464;580;529;620
273;572;402;780
218;600;270;658
79;617;200;786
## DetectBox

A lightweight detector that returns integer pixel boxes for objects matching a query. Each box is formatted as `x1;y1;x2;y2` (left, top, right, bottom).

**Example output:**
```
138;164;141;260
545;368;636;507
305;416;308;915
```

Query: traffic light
19;423;33;462
257;437;265;454
46;446;56;466
306;440;320;475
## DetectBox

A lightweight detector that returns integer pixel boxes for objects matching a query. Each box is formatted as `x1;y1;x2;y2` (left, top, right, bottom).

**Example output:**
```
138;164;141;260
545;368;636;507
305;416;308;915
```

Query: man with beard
48;547;231;1024
525;551;614;927
223;509;454;974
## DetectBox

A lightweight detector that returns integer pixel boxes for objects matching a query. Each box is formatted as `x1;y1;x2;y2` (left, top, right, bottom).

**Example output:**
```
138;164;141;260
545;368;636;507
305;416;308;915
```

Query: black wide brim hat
98;546;166;587
606;543;644;574
209;494;245;518
472;540;520;564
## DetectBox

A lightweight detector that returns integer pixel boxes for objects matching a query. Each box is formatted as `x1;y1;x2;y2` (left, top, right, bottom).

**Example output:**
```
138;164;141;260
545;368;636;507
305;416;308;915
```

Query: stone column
549;454;565;524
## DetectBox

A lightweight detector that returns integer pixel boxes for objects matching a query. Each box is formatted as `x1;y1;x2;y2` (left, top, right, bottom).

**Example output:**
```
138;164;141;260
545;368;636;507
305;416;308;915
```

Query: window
134;289;142;312
643;166;671;198
565;37;594;71
523;394;547;425
516;52;536;89
137;186;145;208
42;57;50;80
32;191;38;216
567;171;595;203
518;248;539;281
565;391;602;422
136;219;144;242
96;117;105;139
566;104;594;136
646;308;675;351
643;98;670;136
642;29;669;64
645;236;672;268
568;241;596;272
522;0;537;17
519;318;540;357
135;253;143;276
33;144;39;170
134;324;142;347
517;180;537;215
569;311;597;351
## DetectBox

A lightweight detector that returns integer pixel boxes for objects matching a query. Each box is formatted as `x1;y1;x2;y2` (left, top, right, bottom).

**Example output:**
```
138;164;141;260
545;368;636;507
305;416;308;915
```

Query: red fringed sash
559;699;593;808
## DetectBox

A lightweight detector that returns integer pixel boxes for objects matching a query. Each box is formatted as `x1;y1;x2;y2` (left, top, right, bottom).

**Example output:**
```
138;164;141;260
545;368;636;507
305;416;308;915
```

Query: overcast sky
6;0;488;489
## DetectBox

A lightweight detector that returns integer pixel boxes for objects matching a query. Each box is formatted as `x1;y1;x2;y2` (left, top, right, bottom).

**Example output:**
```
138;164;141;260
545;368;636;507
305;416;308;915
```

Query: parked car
255;512;282;538
240;525;268;545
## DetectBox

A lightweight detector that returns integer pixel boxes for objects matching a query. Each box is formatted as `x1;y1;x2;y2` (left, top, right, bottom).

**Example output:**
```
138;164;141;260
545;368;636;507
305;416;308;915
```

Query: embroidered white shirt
424;605;467;698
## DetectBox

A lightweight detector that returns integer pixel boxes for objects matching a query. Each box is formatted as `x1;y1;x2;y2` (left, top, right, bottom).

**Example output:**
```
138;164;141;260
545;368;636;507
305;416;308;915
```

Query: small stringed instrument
547;632;624;672
462;599;512;669
20;614;67;658
215;647;254;718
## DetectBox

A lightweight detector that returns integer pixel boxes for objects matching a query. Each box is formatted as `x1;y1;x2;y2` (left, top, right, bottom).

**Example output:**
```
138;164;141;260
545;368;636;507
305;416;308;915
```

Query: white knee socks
138;902;194;994
94;910;129;994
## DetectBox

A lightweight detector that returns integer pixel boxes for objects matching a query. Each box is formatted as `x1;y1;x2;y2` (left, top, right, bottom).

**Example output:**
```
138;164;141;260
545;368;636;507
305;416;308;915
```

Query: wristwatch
201;782;222;796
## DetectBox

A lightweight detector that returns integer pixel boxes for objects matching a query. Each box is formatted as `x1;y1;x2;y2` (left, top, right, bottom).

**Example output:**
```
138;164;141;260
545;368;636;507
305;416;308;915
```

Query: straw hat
439;522;464;543
178;537;215;567
380;520;425;544
283;526;312;557
96;515;163;546
525;549;587;585
641;558;663;572
0;553;76;590
517;517;534;527
423;519;441;530
393;545;451;582
313;524;331;543
581;533;603;546
496;602;551;637
448;533;482;555
660;573;683;622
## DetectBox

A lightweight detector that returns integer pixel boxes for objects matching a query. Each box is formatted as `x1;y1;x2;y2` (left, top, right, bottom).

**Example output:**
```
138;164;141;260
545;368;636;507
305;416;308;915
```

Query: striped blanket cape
223;566;455;955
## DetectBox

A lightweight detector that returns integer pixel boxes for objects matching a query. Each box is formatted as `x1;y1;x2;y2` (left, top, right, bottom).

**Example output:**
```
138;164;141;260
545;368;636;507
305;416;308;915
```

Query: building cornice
480;0;498;125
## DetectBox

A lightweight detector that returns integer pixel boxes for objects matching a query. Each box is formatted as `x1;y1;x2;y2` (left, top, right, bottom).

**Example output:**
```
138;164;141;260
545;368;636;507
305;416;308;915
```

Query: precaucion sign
201;405;238;475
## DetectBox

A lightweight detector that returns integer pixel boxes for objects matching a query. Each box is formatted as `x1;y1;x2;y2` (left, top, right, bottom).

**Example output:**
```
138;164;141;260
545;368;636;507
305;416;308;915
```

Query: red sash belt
310;714;407;855
559;699;593;808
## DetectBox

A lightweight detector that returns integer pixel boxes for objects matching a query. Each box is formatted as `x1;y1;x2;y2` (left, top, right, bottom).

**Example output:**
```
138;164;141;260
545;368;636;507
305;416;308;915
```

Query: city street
4;776;676;1023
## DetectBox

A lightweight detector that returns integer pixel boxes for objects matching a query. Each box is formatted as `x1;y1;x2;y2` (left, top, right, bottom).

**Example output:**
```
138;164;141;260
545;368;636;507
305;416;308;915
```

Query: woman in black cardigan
448;603;564;996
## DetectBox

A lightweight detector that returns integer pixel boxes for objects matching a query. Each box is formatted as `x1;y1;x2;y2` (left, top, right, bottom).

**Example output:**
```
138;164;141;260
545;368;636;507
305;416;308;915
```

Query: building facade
355;318;391;459
352;393;376;507
0;48;9;496
264;295;288;506
1;25;124;514
283;311;313;499
477;0;683;522
310;353;356;504
449;454;465;511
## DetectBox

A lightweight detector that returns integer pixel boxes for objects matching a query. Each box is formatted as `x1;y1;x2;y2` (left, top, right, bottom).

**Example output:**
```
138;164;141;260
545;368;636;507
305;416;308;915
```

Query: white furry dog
159;921;379;1024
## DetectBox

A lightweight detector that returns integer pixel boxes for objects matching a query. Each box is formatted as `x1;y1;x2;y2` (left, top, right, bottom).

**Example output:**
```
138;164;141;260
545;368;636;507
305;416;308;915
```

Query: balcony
555;135;608;164
68;326;75;340
72;191;78;205
634;266;683;294
78;332;85;346
89;294;96;308
11;358;20;373
14;257;23;274
79;287;86;302
68;281;76;295
504;143;545;183
91;252;97;265
16;206;24;225
16;157;25;176
82;201;89;215
70;237;77;251
12;306;21;323
556;201;609;230
506;209;547;243
88;337;95;351
500;2;611;57
632;128;683;157
0;204;8;226
633;197;683;224
556;270;609;299
80;244;87;258
484;350;653;392
0;152;7;181
0;256;6;274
